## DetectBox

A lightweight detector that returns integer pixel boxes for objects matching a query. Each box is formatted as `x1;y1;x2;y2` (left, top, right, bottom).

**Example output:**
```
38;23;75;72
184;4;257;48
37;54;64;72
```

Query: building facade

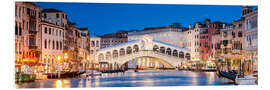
128;26;187;48
15;2;42;73
185;24;201;61
200;20;225;61
243;6;258;72
40;22;64;73
100;31;128;48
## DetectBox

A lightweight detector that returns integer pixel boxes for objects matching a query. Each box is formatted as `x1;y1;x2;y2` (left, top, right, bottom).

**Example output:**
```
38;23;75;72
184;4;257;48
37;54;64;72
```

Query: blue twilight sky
37;2;257;35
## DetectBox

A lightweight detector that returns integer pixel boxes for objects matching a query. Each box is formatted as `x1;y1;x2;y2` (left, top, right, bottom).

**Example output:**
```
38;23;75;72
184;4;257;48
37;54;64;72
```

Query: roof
79;28;88;31
42;9;64;13
90;34;100;38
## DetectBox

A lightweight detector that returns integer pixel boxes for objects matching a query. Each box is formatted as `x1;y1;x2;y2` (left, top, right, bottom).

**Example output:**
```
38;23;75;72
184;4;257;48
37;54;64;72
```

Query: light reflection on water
16;70;235;88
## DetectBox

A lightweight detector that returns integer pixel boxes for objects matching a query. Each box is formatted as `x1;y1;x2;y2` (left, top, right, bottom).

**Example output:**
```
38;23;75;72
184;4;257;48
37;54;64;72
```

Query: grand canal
15;70;236;88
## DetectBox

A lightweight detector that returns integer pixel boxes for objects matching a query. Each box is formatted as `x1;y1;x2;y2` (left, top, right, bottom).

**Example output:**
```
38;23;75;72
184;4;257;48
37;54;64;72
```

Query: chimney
189;24;191;30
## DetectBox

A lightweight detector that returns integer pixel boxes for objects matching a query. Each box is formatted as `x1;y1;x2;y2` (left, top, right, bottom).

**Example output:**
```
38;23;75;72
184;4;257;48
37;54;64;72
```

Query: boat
218;70;237;81
235;73;258;85
81;70;102;77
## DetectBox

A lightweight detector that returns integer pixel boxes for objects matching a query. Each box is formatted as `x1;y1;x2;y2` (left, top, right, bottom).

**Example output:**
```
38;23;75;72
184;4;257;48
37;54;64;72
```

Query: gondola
218;70;237;81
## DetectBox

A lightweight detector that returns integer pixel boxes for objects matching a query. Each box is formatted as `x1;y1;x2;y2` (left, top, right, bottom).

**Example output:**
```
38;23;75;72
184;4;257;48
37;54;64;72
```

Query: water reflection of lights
94;76;100;87
190;72;198;85
207;72;215;85
54;80;64;88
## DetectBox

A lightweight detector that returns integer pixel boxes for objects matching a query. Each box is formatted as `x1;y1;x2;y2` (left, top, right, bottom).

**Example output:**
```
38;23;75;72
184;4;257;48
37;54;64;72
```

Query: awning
70;60;81;63
224;56;243;59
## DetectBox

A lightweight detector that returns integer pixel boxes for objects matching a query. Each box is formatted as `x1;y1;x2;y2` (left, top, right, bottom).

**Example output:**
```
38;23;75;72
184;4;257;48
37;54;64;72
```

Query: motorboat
235;73;258;85
81;70;102;77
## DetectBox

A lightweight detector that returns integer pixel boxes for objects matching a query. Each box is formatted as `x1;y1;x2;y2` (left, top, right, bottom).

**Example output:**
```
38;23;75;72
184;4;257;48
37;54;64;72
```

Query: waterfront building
40;22;64;73
185;24;201;61
78;28;91;71
64;22;84;71
40;9;68;73
89;35;101;67
242;6;258;72
41;9;68;28
200;20;226;61
15;2;42;73
100;31;128;48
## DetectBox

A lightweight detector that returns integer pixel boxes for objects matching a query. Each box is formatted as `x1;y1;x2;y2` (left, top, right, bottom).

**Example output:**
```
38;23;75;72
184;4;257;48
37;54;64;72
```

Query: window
223;32;228;37
223;40;228;46
19;23;22;35
44;13;47;18
15;6;17;16
48;40;51;49
44;27;47;34
56;13;59;18
59;30;61;36
15;24;18;35
62;14;64;18
96;41;99;47
238;31;242;37
91;41;95;47
232;32;235;38
56;30;58;36
60;42;62;50
52;40;55;49
49;28;51;34
56;41;59;50
238;24;242;28
44;39;47;49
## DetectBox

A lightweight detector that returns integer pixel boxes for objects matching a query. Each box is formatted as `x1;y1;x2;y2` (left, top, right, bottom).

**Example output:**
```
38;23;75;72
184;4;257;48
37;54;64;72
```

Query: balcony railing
29;30;38;34
29;45;38;49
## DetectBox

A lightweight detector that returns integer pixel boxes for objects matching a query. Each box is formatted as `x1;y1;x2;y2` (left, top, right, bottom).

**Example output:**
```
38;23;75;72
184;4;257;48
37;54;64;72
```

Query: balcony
29;45;38;49
29;30;38;35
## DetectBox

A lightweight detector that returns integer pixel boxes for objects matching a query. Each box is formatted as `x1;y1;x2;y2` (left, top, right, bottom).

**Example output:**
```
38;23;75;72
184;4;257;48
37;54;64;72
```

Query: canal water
15;70;235;88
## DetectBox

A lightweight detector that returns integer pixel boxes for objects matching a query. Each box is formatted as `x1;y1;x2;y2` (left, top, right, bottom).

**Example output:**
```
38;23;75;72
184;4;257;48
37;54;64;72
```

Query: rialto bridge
95;35;191;69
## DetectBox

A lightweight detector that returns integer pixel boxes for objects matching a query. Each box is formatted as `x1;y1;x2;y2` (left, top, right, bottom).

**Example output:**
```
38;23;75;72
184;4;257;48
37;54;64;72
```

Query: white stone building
41;9;68;28
40;22;64;73
243;6;258;72
89;35;101;63
128;26;188;48
185;24;201;61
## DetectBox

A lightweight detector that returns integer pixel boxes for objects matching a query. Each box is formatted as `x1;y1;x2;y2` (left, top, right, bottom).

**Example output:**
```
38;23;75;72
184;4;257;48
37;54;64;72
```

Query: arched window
160;47;165;54
133;44;139;52
166;48;172;55
113;50;118;58
185;53;191;60
44;39;47;49
238;31;242;37
105;52;111;60
98;53;104;62
52;40;55;49
126;46;132;54
120;48;125;56
15;23;18;35
153;45;159;52
19;23;22;35
173;50;178;57
179;51;184;58
56;41;59;50
48;40;51;49
60;42;62;50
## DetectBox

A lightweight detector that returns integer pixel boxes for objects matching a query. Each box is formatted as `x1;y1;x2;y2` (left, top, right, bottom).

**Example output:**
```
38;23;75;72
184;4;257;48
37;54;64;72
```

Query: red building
200;21;226;60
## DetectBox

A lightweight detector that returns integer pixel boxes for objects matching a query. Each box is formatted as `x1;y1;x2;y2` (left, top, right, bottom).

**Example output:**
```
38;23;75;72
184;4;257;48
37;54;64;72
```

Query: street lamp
56;56;62;78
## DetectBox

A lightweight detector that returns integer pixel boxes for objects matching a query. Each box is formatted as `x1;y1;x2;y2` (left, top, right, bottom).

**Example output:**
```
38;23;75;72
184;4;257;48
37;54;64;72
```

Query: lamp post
64;53;68;72
57;56;62;78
